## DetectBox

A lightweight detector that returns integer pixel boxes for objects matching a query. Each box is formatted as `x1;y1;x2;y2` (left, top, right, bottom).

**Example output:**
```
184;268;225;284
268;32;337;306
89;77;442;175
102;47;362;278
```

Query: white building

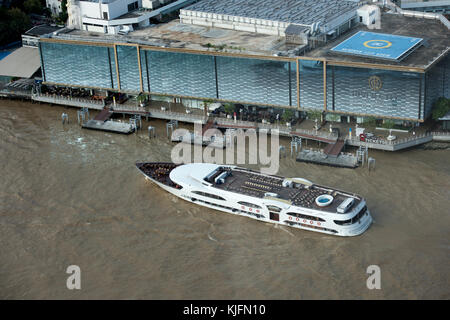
179;0;362;37
397;0;450;13
357;4;381;28
68;0;195;34
46;0;63;15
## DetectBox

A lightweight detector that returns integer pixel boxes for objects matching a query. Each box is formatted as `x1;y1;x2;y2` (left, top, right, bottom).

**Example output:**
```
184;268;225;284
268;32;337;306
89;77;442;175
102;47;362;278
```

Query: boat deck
211;167;361;213
136;162;180;188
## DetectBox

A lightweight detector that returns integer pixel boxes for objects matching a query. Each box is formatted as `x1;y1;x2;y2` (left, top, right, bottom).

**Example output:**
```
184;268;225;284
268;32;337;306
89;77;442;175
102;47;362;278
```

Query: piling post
61;113;69;124
279;146;286;158
166;122;175;138
77;110;85;125
148;126;156;138
368;157;376;171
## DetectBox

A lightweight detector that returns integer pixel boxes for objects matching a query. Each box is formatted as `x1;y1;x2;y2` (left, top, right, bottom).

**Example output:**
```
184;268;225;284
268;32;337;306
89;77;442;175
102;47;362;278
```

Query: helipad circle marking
363;40;392;49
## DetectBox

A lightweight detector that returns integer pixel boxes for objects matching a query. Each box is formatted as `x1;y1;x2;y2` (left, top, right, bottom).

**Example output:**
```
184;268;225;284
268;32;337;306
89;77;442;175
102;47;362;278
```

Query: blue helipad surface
330;31;423;61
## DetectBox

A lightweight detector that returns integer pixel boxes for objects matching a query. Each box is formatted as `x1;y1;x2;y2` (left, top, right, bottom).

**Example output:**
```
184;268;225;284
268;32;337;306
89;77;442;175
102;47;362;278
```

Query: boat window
237;201;262;209
334;206;367;225
284;220;338;233
191;198;233;210
192;191;226;201
286;212;325;222
266;205;282;213
334;218;352;226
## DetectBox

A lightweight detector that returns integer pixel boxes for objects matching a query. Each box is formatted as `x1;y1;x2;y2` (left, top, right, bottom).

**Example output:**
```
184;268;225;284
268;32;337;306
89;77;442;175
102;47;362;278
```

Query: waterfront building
395;0;450;14
38;0;450;125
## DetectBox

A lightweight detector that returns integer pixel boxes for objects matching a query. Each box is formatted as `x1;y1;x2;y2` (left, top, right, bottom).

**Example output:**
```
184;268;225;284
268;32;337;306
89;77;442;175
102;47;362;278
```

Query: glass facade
216;56;294;106
116;45;140;92
39;40;441;120
425;55;450;119
299;60;324;110
40;42;116;89
145;50;217;99
327;65;422;119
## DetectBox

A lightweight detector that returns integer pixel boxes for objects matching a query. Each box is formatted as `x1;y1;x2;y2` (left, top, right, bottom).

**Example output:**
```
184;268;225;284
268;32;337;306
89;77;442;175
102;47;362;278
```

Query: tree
59;0;68;23
0;7;31;46
307;110;322;121
381;119;395;129
432;97;450;121
363;116;377;127
281;109;294;123
224;103;234;115
202;99;214;115
24;0;43;14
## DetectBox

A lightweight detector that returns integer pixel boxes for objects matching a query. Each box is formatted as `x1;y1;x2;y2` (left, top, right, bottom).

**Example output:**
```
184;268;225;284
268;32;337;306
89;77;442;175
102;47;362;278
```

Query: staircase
323;139;345;157
202;119;215;136
93;108;112;122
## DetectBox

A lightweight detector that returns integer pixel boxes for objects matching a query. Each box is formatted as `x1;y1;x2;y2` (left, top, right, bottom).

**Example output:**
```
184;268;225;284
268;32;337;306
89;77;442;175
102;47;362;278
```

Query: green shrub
224;103;234;114
281;109;294;122
432;97;450;120
363;116;377;127
381;120;395;129
307;110;322;121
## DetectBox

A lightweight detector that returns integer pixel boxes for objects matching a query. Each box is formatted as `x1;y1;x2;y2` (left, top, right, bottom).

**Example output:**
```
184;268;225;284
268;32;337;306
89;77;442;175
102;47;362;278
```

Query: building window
359;16;363;22
103;12;108;20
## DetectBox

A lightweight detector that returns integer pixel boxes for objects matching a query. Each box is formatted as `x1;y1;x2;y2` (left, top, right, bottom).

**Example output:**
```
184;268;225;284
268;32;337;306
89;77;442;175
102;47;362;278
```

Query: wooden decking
136;162;180;188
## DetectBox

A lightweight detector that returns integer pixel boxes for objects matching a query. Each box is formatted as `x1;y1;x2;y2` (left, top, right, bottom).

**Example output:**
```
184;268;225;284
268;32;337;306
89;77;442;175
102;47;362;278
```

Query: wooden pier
23;92;450;151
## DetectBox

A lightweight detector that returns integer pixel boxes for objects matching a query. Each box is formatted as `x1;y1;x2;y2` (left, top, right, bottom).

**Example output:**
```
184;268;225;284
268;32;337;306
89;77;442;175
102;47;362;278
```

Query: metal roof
24;25;63;37
285;24;310;35
184;0;360;26
0;47;41;78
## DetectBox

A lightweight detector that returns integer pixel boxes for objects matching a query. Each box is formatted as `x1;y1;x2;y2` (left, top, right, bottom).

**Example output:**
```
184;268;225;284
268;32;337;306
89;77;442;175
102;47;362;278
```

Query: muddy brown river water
0;100;449;299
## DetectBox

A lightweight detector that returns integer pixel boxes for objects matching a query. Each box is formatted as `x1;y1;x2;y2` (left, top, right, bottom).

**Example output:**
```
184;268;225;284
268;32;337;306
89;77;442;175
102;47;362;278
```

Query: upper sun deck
206;166;362;214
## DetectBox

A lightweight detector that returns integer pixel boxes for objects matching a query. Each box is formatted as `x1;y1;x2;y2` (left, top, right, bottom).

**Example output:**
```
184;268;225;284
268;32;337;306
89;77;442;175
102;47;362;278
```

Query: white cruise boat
136;162;373;237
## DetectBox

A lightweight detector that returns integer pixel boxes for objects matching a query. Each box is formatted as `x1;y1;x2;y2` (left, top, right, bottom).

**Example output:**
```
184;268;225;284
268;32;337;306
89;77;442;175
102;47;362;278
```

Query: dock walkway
94;108;113;122
32;93;105;110
323;139;345;157
25;93;450;150
297;150;358;168
82;119;135;134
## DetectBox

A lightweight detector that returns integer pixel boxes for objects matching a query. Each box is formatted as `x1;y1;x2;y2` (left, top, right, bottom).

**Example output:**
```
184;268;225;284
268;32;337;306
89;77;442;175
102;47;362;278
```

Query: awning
0;46;41;78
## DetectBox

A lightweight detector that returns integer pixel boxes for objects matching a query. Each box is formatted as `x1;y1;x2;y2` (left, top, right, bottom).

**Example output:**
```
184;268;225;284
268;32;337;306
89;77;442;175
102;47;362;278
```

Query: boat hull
136;165;372;237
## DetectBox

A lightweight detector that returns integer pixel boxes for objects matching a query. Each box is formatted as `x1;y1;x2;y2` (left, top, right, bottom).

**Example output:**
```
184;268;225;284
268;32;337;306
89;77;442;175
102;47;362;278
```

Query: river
0;100;449;299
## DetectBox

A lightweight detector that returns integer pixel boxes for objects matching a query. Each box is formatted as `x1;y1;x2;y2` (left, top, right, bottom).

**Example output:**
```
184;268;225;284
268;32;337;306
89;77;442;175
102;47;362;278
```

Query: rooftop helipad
330;31;423;61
